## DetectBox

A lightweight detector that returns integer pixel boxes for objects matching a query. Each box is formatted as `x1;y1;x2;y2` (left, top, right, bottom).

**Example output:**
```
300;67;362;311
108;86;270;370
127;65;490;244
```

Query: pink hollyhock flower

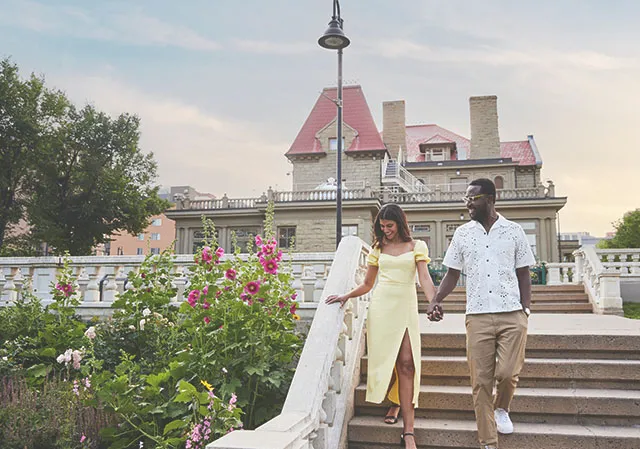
255;235;263;246
80;434;86;443
240;293;249;302
201;246;213;263
203;316;211;324
244;281;260;295
216;290;222;298
187;289;200;307
263;259;278;275
262;244;275;257
225;268;237;281
276;250;283;261
203;285;209;296
290;303;297;315
278;301;285;309
257;297;265;303
140;272;146;279
291;293;298;301
203;301;211;309
247;299;254;306
215;247;225;258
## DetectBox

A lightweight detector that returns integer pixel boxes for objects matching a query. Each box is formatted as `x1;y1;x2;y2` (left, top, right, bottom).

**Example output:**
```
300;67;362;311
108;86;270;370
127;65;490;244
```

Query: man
427;178;535;449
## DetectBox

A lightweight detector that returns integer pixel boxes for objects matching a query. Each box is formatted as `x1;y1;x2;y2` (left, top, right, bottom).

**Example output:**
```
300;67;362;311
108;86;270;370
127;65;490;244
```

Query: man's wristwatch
523;307;531;317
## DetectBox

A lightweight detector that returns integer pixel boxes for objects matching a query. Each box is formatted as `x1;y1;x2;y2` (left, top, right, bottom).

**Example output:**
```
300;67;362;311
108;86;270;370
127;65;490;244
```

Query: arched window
494;176;504;190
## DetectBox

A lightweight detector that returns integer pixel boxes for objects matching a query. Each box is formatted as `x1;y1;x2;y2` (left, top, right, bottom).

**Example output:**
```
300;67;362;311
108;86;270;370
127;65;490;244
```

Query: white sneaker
494;408;514;434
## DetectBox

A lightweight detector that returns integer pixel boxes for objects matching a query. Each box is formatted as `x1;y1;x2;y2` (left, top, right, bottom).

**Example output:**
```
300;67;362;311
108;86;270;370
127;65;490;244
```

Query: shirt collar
470;213;507;230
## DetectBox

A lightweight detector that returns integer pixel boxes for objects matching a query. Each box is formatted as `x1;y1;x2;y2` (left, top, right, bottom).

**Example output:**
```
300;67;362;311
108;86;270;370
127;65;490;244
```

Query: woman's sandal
399;432;415;447
384;405;400;424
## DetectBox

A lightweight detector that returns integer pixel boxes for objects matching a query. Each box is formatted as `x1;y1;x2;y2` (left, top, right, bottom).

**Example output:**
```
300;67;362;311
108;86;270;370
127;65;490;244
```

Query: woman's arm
416;260;437;302
325;264;378;307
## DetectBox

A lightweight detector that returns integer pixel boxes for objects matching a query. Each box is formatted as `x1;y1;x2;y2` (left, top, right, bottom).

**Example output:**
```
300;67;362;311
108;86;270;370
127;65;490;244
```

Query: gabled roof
286;85;386;156
405;125;470;161
423;134;456;145
405;124;538;166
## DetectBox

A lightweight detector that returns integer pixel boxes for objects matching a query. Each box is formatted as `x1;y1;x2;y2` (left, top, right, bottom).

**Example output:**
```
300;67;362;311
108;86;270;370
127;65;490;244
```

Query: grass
623;303;640;319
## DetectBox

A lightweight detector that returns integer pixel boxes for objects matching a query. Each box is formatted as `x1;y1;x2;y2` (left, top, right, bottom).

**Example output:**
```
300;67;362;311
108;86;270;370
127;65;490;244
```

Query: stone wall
383;100;406;160
291;152;382;191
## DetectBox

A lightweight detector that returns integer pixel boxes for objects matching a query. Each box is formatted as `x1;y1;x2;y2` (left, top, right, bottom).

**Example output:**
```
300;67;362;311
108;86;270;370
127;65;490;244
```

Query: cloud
52;74;292;197
231;39;315;55
0;0;220;51
366;38;639;71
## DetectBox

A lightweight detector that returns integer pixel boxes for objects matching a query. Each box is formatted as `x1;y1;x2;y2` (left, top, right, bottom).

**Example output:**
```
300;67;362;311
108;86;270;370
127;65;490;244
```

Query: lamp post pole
336;47;343;248
318;0;350;249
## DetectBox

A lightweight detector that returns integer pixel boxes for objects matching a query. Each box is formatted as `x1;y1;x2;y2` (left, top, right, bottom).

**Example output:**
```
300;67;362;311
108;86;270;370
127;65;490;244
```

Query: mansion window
151;218;162;226
329;137;346;151
231;227;261;253
137;233;145;241
151;233;161;241
150;248;160;255
450;177;468;192
136;248;144;255
278;226;297;249
430;148;445;161
494;176;504;190
342;225;358;238
410;224;431;234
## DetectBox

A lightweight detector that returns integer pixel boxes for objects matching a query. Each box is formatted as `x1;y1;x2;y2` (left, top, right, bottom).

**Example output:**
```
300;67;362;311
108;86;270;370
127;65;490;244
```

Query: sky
0;0;638;236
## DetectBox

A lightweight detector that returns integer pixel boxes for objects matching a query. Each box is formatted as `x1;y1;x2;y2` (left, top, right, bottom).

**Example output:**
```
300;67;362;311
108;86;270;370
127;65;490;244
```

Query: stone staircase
348;310;640;448
418;285;593;314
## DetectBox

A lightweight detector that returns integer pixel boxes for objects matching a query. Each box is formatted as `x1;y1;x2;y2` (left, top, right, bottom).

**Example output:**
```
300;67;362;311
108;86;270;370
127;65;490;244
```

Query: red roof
405;125;536;166
286;85;386;156
500;140;536;165
405;125;470;162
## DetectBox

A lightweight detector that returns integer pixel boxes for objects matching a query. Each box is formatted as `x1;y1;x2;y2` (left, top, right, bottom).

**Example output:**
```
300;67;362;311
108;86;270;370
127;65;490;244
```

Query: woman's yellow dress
365;239;430;406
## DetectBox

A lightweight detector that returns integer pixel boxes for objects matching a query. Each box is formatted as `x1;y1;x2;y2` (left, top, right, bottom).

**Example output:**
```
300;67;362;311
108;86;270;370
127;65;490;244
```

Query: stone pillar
539;218;548;262
435;220;444;259
382;100;407;160
469;96;501;159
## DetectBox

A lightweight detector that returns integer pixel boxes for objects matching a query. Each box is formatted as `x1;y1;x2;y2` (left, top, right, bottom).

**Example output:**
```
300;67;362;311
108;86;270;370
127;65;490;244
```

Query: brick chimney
469;95;501;159
383;100;406;160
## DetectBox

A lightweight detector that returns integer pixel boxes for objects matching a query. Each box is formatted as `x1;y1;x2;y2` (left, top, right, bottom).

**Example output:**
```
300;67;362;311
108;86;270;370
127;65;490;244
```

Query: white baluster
103;266;119;302
76;267;90;300
115;267;127;296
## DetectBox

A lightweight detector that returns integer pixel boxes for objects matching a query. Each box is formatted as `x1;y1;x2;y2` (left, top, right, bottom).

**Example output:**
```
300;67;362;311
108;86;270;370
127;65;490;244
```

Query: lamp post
318;0;350;248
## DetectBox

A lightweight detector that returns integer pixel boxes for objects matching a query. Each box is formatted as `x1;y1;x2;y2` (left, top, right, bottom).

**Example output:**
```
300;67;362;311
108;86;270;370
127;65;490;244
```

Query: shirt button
486;259;489;262
486;245;489;248
489;290;492;293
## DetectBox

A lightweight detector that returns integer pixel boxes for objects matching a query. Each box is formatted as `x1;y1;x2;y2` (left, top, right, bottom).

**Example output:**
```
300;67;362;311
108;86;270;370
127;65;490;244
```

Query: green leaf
174;391;193;403
39;347;57;357
163;419;187;435
26;363;50;378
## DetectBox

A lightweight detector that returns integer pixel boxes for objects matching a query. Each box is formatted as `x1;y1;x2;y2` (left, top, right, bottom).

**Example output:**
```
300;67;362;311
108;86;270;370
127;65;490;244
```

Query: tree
27;104;169;255
0;58;169;255
0;58;68;250
598;209;640;249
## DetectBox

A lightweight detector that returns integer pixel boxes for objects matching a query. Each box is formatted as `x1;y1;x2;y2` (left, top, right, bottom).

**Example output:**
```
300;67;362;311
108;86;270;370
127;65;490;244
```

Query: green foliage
0;57;168;256
624;303;640;320
0;203;302;446
598;210;640;249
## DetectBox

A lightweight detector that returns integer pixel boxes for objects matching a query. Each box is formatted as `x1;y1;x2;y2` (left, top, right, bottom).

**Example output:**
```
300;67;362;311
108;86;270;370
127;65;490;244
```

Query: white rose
84;326;97;340
142;308;151;317
139;319;146;331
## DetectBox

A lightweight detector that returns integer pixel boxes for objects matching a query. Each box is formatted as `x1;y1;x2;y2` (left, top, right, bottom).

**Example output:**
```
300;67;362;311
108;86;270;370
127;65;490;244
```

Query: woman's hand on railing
325;294;350;308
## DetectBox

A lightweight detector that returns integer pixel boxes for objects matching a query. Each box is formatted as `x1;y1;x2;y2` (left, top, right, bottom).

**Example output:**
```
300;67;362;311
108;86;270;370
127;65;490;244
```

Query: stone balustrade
175;187;554;210
574;246;624;315
208;236;371;449
0;253;335;320
546;262;577;285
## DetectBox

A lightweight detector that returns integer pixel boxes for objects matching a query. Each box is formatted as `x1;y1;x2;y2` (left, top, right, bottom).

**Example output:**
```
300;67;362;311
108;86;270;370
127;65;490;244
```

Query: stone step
417;293;590;303
348;416;640;449
360;356;640;389
417;302;593;313
354;384;640;425
419;314;640;359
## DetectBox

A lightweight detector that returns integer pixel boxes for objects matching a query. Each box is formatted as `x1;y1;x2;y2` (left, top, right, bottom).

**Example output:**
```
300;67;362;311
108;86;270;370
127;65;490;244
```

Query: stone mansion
166;86;567;263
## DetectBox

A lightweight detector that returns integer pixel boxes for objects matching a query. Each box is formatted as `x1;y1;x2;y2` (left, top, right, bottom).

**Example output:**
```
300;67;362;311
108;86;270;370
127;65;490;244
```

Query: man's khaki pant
465;310;528;448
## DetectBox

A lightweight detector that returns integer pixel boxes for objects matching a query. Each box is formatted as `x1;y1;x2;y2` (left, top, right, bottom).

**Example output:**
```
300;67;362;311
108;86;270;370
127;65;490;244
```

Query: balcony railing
174;186;557;211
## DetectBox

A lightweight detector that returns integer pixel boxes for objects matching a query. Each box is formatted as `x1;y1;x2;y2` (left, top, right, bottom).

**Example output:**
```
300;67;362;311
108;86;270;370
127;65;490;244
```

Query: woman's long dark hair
372;204;412;249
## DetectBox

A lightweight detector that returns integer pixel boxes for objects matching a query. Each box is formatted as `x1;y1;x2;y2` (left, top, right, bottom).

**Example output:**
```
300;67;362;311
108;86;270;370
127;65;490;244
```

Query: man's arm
516;266;532;310
433;268;461;304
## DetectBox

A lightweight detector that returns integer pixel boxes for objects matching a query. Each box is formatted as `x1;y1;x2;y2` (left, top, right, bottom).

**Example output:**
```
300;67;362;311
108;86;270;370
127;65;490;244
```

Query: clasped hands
426;300;444;322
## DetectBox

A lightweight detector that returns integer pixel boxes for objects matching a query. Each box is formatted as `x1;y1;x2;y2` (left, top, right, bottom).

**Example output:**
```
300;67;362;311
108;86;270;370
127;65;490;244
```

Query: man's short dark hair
469;178;496;197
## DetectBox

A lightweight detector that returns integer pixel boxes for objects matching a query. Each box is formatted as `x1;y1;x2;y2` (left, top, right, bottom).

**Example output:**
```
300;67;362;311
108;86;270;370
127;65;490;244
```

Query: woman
326;204;437;448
